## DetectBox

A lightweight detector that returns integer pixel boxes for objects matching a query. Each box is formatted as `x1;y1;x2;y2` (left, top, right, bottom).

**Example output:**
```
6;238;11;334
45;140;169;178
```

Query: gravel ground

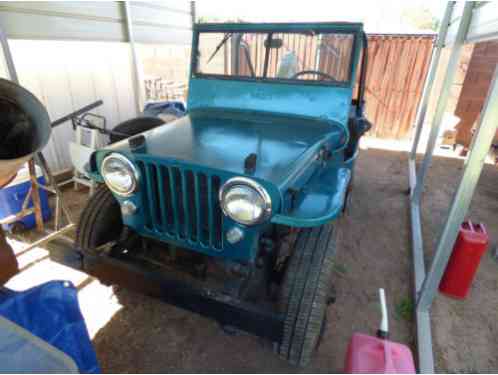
9;145;497;372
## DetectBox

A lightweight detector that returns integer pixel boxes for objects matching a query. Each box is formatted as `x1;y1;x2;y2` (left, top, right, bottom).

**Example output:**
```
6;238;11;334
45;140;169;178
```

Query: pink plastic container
344;333;416;373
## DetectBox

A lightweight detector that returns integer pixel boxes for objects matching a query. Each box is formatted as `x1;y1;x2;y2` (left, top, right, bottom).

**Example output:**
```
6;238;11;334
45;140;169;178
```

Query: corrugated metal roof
0;1;192;44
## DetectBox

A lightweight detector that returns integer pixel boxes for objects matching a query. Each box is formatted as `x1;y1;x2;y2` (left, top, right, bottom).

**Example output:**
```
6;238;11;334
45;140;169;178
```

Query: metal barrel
0;78;51;187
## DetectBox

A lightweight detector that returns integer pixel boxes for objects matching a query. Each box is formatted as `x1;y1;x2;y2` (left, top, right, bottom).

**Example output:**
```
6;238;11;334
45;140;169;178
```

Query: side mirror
356;117;372;136
264;38;283;49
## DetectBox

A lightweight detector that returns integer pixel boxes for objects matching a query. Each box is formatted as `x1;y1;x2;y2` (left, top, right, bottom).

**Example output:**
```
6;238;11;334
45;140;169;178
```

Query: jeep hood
107;109;346;188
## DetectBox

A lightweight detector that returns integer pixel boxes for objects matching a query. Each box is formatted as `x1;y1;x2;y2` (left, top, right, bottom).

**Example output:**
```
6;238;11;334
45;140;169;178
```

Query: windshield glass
195;31;355;84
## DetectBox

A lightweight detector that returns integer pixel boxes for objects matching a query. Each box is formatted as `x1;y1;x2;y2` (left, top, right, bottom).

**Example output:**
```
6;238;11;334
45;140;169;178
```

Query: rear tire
278;224;337;367
76;185;123;251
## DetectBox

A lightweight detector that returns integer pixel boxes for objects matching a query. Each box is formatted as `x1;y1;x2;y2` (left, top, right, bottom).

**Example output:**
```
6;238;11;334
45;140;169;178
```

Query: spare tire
109;116;164;143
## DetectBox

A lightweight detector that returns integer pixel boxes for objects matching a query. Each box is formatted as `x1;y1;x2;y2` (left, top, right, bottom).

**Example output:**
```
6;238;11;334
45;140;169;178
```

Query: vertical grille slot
147;164;162;231
211;176;222;249
167;167;180;236
198;173;210;246
172;167;186;238
159;166;174;234
139;161;224;250
137;162;152;230
186;171;197;241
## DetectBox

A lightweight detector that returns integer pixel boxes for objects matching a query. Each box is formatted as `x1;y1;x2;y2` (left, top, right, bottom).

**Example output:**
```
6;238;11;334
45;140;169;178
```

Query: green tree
402;7;439;31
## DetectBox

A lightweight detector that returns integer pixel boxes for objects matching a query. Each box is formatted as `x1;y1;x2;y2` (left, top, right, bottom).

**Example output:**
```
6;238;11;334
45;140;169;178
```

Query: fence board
362;34;434;139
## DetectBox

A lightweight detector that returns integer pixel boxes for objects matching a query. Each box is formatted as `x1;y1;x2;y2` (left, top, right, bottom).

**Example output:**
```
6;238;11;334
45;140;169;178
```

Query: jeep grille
137;161;223;250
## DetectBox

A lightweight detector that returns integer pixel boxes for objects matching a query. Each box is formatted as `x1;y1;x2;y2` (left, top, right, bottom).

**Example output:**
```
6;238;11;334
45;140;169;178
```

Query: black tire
76;185;123;251
109;116;164;143
278;224;336;367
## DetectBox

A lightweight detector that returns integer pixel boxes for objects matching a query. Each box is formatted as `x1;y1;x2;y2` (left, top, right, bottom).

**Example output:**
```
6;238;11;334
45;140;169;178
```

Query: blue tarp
143;101;186;118
0;281;100;373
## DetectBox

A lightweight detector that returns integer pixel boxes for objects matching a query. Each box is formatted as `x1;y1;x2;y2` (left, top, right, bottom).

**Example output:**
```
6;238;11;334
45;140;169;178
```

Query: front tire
76;186;123;251
278;224;337;367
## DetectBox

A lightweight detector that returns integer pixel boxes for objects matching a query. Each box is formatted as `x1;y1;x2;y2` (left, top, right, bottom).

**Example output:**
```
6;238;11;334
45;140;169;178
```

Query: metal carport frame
0;0;195;114
408;1;498;373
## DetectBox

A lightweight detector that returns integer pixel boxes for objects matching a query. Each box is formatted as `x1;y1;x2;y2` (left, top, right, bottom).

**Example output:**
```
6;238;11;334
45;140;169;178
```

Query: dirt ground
7;146;498;373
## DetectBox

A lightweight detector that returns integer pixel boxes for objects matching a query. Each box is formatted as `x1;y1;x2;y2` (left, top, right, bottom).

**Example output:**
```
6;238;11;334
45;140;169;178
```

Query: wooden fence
363;35;435;139
234;33;435;139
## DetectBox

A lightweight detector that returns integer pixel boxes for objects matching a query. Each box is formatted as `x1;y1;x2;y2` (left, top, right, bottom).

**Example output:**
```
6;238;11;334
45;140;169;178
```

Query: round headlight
219;177;271;225
101;153;138;196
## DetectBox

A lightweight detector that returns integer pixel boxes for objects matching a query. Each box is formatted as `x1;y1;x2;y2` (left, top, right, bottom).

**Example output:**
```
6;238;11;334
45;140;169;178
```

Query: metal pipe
190;1;196;26
412;2;474;204
0;209;35;226
0;26;18;83
407;3;469;372
28;159;44;231
409;2;454;161
123;1;144;115
417;65;498;311
19;224;76;253
35;153;74;224
409;156;435;372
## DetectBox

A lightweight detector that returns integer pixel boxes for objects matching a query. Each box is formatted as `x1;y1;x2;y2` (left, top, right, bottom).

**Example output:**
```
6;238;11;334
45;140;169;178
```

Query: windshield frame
190;23;361;88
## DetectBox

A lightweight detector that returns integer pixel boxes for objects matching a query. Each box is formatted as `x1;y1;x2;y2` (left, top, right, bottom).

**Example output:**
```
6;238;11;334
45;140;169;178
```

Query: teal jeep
77;22;370;366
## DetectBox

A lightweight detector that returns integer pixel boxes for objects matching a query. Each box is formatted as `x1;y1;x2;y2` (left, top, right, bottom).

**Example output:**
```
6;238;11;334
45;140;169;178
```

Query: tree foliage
401;7;439;31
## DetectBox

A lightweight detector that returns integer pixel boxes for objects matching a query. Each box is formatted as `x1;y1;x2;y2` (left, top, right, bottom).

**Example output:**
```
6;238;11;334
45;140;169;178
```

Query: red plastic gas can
439;221;489;299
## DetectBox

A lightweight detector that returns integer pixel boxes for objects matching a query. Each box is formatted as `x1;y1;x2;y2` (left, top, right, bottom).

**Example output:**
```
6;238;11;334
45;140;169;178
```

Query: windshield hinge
244;153;257;175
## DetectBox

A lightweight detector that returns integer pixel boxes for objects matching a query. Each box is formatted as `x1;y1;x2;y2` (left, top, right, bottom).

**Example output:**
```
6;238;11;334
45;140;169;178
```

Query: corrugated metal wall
0;1;192;172
0;40;138;171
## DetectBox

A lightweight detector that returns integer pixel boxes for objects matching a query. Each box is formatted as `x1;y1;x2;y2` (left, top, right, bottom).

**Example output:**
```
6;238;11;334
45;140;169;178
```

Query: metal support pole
123;1;144;114
409;159;435;373
407;3;474;373
412;2;474;204
409;2;454;161
28;159;44;231
0;27;18;83
190;1;196;26
34;153;74;225
417;65;498;311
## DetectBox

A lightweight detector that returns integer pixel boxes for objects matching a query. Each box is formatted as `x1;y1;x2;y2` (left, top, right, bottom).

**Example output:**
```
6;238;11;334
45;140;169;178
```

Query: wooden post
28;158;44;231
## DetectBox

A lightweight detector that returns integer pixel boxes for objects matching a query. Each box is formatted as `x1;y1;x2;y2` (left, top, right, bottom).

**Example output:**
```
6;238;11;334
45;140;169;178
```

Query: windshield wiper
206;32;233;64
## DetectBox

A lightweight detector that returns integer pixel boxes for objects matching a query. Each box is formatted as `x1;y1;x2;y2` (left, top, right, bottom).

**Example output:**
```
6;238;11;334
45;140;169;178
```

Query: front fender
271;167;351;227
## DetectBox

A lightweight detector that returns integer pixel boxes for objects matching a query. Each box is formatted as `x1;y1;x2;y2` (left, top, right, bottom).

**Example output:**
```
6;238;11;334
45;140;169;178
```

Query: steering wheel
291;70;340;83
